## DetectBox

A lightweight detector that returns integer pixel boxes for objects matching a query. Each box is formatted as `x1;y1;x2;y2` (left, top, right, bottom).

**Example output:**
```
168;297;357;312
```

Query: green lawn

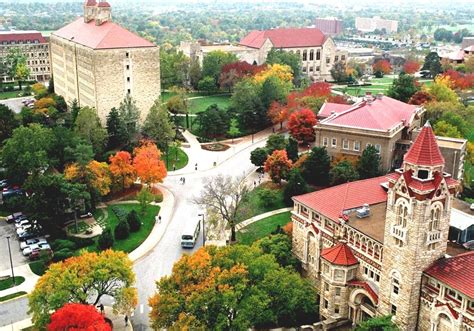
334;77;433;97
66;221;89;234
0;90;21;100
237;184;287;223
188;95;231;114
0;276;25;290
0;291;27;302
237;211;291;245
29;261;47;276
161;146;189;171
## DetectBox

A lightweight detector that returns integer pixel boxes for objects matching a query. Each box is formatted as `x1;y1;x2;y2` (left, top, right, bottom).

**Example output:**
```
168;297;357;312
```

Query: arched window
310;49;314;61
429;204;442;231
296;50;301;58
391;270;401;297
396;201;409;227
316;49;321;60
302;50;307;61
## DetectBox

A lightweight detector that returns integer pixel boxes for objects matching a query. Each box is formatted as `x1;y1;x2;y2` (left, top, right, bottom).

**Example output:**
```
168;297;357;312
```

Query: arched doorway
435;313;453;331
349;290;377;324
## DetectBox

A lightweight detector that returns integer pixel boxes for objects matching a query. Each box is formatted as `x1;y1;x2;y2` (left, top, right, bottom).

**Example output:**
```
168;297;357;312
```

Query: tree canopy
48;303;111;331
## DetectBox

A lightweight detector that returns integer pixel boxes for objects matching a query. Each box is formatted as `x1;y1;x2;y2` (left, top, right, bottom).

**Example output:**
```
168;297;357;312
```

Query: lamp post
198;213;205;246
6;236;15;285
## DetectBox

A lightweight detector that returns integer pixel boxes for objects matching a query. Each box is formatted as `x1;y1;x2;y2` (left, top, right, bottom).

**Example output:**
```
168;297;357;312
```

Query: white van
181;219;201;248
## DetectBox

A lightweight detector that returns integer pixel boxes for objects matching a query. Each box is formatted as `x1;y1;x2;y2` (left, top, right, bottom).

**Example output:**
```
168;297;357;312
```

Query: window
335;55;339;62
331;138;337;148
396;201;408;228
310;50;314;61
429;206;441;231
418;169;429;179
391;304;397;315
324;282;329;292
341;55;346;61
343;139;349;150
392;274;400;295
126;64;130;70
335;287;341;296
127;77;130;82
303;50;307;61
316;66;320;71
127;89;131;94
309;66;313;72
335;305;340;314
316;49;321;60
125;52;130;58
323;263;330;275
324;299;329;309
323;137;328;147
334;269;344;282
302;67;307;73
326;57;331;64
354;141;360;151
375;144;381;153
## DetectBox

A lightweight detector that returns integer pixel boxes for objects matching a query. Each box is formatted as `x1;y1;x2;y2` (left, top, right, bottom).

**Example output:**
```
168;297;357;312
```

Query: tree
372;59;391;77
355;315;398;331
387;73;420;102
109;151;136;192
357;145;381;179
74;107;107;156
194;174;248;242
408;91;433;105
48;303;111;331
267;101;289;130
433;120;463;138
301;147;331;186
285;137;299;162
287;108;317;144
64;160;112;197
202;50;238;86
330;61;348;82
149;243;317;330
29;250;136;329
266;134;287;154
189;58;203;90
196;104;229;139
0;104;18;143
106;107;128;149
219;61;265;91
70;99;81;125
142;101;175;152
254;63;293;84
227;118;241;143
127;210;141;232
403;60;421;74
264;150;293;184
426;76;458;103
115;220;130;240
465;56;474;74
260;75;291;110
422;52;442;78
15;62;30;91
160;48;191;88
266;49;302;85
119;95;141;141
283;168;309;205
250;147;268;168
198;76;218;94
231;79;266;130
330;160;359;185
1;124;55;183
98;227;114;250
133;140;167;186
137;186;153;215
5;47;29;90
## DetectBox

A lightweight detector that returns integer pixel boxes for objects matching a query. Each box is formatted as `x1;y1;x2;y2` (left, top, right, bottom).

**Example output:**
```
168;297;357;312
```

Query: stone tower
378;122;454;330
83;0;97;23
83;0;112;25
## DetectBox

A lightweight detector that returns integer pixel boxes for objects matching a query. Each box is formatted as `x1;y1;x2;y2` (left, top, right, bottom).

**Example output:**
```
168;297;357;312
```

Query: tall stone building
50;0;160;122
291;123;474;330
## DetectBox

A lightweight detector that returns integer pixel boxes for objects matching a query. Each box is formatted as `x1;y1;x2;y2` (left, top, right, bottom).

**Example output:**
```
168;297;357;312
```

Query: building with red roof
314;94;465;180
239;27;347;81
50;0;160;123
291;123;472;330
0;31;50;82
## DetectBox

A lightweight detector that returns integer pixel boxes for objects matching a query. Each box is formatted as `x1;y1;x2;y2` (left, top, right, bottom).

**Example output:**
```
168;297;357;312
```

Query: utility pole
198;214;205;246
6;236;15;285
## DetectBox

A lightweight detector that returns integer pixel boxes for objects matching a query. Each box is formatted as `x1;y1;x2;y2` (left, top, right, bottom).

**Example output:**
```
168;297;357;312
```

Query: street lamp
6;236;15;285
198;214;205;246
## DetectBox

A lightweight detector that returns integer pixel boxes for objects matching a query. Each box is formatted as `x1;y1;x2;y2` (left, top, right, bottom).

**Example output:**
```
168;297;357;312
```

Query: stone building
0;30;51;82
239;28;347;81
291;123;474;330
355;17;398;34
50;0;160;123
315;94;466;180
314;18;343;36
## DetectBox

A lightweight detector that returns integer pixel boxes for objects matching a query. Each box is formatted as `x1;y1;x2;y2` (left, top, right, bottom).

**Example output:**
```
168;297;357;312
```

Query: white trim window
323;137;328;147
375;144;381;153
331;138;337;148
354;141;361;151
343;139;349;150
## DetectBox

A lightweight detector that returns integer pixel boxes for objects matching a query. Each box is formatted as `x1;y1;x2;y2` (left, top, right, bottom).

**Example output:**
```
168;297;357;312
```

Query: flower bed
201;143;230;152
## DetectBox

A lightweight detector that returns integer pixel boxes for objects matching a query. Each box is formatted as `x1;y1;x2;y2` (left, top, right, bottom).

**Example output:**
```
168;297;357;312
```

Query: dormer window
417;169;429;180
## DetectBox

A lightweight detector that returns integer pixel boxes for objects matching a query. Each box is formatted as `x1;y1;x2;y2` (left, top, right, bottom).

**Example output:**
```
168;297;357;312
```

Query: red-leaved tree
219;61;266;90
48;303;111;331
408;91;434;105
264;150;293;184
372;59;392;76
133;140;167;186
267;101;289;129
287;108;317;144
403;60;421;74
441;69;474;90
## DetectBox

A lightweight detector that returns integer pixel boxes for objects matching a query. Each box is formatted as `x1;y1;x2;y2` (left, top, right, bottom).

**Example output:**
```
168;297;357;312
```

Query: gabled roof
0;31;46;44
318;96;420;132
293;176;388;222
239;28;327;49
349;280;379;304
465;45;474;52
52;17;155;50
404;122;445;167
321;242;358;266
424;251;474;299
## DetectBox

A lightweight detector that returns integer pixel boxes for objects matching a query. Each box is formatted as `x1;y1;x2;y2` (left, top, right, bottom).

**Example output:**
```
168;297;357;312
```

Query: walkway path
0;264;39;299
235;207;292;231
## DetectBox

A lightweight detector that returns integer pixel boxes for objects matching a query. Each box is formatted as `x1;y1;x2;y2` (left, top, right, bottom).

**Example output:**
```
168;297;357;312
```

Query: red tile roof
319;96;420;131
294;176;388;221
321;242;358;266
349;280;379;304
85;0;97;5
239;28;327;49
0;31;46;44
465;45;474;52
98;1;110;7
52;18;155;50
424;252;474;298
318;102;351;119
404;122;444;167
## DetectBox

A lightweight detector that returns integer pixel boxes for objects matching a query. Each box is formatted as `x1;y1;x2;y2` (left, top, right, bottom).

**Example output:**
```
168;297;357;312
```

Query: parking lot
0;96;32;114
0;219;29;272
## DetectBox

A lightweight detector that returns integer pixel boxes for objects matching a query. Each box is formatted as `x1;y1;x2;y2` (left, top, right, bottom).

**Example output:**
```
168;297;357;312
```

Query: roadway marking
140;304;144;314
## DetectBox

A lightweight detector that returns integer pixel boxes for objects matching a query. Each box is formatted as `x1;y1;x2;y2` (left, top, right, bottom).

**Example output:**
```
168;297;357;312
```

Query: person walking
195;163;198;171
183;177;186;184
124;315;129;326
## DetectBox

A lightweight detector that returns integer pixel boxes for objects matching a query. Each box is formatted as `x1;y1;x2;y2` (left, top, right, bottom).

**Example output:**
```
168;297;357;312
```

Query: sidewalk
0;264;39;299
235;207;292;231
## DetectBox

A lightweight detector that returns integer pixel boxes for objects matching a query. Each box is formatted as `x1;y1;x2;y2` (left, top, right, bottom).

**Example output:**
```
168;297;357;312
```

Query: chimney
376;93;383;100
365;91;374;104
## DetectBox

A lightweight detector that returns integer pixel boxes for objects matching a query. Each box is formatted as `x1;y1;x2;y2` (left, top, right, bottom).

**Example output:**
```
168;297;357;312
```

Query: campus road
130;137;267;330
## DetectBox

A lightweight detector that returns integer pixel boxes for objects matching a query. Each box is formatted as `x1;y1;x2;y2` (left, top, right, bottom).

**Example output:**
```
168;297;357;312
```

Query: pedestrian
98;303;104;315
158;215;162;223
195;163;198;171
125;315;129;326
173;164;176;171
272;127;275;133
253;181;256;187
183;177;186;184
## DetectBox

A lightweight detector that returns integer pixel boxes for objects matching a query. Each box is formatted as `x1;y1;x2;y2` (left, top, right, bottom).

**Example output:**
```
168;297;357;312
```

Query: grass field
0;90;21;100
161;146;189;171
0;276;25;290
237;183;287;223
0;291;27;302
333;77;433;97
188;95;231;114
237;211;291;245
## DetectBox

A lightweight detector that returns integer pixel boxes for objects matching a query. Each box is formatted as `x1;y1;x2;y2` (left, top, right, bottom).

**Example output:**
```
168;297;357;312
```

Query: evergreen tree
265;134;287;154
70;99;80;125
285;136;299;162
106;107;128;149
142;101;175;152
48;76;54;94
283;168;309;206
387;73;420;102
302;147;330;186
119;95;140;142
250;147;268;168
330;160;359;185
422;52;442;78
357;145;382;179
97;227;114;250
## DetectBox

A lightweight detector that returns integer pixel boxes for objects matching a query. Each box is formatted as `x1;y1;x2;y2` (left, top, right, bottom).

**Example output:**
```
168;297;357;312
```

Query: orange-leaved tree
403;60;421;74
133;140;167;186
267;101;289;129
48;303;111;331
372;59;392;76
109;151;136;192
64;160;112;197
264;150;293;184
287;108;317;144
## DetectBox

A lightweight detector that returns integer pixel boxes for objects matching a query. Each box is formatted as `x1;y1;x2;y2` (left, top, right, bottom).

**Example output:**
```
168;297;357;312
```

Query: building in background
0;30;50;82
50;0;160;123
239;27;347;81
355;16;398;34
314;18;343;36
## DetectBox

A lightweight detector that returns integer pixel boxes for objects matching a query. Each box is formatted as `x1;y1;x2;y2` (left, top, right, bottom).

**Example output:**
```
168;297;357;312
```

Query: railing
390;225;407;242
426;230;442;245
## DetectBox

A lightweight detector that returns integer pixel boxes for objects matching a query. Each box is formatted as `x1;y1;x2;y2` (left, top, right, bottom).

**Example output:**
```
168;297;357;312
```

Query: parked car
6;212;23;224
470;203;474;211
15;219;31;229
463;240;474;251
20;237;47;250
19;231;44;241
0;179;8;189
29;248;53;261
22;243;51;256
79;212;93;219
17;224;33;235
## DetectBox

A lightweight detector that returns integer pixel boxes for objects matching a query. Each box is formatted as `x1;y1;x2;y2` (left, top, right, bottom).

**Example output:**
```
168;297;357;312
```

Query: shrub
69;236;94;249
97;227;114;250
127;210;141;232
258;188;279;208
111;205;128;222
51;239;76;251
114;220;130;240
52;248;74;262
